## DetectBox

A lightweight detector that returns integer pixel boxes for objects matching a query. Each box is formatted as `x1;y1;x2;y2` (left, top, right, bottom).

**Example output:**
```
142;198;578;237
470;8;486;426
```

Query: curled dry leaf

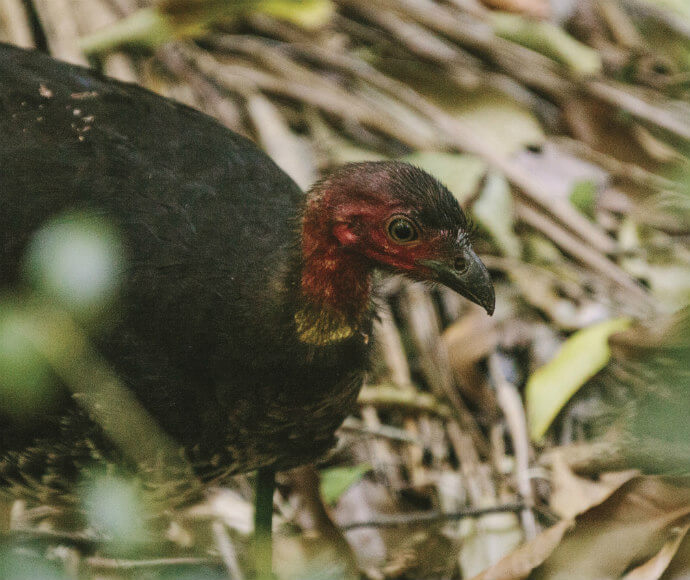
472;476;690;580
548;452;639;519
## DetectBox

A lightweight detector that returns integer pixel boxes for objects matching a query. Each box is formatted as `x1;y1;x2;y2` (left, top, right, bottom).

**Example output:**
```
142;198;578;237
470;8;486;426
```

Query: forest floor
0;0;689;578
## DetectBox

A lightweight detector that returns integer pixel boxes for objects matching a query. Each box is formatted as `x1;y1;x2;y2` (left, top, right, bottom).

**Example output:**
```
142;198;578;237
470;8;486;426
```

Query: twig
515;201;654;309
212;520;246;580
87;556;221;570
621;0;690;41
238;26;617;258
0;0;34;47
360;0;569;96
361;405;405;488
32;0;88;65
338;417;421;444
372;302;414;389
340;502;525;530
290;466;359;578
402;283;489;457
552;136;681;193
489;353;537;539
71;0;139;82
158;45;245;133
597;0;643;49
586;80;690;142
244;91;316;189
6;527;102;549
184;48;436;149
357;385;452;417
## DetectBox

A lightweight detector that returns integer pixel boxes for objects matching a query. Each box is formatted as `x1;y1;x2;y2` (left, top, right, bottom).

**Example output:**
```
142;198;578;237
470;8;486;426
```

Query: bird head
301;162;494;317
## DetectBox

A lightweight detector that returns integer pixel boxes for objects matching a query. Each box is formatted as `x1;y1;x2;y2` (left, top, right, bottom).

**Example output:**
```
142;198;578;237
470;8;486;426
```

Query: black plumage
0;43;494;504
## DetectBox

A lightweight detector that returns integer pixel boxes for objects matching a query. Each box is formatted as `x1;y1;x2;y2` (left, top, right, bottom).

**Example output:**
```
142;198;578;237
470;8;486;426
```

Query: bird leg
254;467;276;580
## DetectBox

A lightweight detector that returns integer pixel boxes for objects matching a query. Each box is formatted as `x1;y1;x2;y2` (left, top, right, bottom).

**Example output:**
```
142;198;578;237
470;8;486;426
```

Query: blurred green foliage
22;212;124;324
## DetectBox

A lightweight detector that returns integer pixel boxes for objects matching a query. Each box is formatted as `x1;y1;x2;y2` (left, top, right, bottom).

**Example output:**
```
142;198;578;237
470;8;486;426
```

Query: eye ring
386;215;419;245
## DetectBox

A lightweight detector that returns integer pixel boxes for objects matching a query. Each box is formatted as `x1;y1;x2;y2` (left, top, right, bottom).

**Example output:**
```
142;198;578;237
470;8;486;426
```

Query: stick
340;502;525;530
254;467;275;580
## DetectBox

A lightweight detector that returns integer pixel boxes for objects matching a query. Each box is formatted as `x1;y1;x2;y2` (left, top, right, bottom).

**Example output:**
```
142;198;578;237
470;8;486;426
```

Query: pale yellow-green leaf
473;171;521;258
320;464;370;505
403;151;487;205
526;317;632;441
452;91;545;159
256;0;334;29
490;11;602;76
80;8;173;54
525;234;563;265
81;0;333;54
0;300;57;417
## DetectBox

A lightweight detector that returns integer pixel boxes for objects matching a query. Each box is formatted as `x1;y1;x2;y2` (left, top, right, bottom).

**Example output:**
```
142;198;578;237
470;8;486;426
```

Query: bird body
0;43;493;504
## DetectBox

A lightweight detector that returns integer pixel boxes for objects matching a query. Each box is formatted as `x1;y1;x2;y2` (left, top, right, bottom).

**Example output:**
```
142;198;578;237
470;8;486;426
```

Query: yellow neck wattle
294;307;359;346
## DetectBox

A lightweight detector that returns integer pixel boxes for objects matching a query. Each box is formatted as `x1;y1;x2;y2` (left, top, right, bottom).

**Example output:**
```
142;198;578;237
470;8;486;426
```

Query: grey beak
419;247;495;315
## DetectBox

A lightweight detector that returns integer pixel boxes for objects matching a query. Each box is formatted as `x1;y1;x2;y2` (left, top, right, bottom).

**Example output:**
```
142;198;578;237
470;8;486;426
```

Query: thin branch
340;502;525;530
212;520;246;580
515;201;655;309
87;556;221;570
0;0;35;47
587;80;690;142
489;352;537;539
32;0;88;65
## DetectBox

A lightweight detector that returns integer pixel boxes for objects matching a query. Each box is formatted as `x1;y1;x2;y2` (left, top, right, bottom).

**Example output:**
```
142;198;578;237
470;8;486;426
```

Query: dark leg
254;467;275;580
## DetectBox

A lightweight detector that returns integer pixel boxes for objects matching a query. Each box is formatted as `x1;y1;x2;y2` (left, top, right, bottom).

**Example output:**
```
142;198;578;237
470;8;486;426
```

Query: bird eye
454;255;468;273
386;216;418;244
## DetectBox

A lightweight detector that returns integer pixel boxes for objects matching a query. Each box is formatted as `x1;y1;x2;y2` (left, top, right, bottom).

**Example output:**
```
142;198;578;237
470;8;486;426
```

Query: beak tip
480;290;496;316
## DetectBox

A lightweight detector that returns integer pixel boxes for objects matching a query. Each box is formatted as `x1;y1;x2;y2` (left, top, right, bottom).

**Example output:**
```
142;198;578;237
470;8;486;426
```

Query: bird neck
295;199;372;346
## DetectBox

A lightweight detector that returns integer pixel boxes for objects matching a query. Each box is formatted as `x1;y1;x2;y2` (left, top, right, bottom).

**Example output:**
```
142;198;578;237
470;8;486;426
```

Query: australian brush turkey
0;43;494;505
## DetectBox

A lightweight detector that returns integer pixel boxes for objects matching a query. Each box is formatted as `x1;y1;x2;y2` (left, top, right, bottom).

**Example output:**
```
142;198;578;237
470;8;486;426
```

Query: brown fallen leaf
622;520;690;580
549;452;638;519
472;520;573;580
471;476;690;580
660;523;690;579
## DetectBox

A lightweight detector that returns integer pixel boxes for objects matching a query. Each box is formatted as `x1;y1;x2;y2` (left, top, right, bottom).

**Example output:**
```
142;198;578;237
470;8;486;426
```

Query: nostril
454;255;467;272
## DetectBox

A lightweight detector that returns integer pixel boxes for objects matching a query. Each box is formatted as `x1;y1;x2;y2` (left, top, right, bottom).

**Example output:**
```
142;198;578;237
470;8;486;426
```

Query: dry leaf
472;477;690;580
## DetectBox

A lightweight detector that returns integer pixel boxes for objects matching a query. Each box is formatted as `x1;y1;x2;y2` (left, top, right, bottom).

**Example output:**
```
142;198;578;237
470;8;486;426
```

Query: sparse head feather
298;160;493;342
315;161;472;236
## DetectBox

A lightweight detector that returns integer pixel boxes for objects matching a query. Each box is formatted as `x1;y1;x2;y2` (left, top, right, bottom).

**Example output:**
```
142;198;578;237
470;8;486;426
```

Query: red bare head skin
300;161;488;326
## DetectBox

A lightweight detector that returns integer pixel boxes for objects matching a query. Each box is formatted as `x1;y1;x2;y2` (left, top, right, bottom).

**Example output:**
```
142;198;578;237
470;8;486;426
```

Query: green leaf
473;171;521;259
526;317;632;442
490;11;602;76
22;212;124;322
569;180;597;218
403;152;487;205
319;464;370;504
0;301;57;418
256;0;334;28
81;0;334;54
83;475;148;550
